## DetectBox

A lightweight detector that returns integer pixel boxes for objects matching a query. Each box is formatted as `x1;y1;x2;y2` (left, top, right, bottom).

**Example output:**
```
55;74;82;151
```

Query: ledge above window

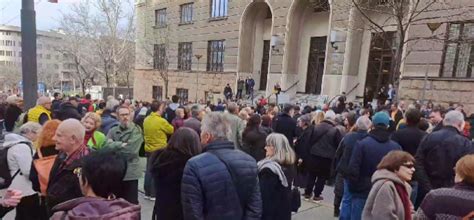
208;16;228;22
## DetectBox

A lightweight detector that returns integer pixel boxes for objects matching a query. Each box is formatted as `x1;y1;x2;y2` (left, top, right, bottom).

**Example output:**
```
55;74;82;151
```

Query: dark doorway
305;37;327;94
364;32;395;105
260;40;270;90
152;86;163;101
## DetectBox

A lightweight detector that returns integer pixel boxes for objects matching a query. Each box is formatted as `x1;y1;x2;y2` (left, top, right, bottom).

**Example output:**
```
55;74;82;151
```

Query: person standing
272;104;297;147
236;78;245;100
347;112;402;220
81;113;107;150
51;92;62;113
4;95;23;132
304;110;342;203
47;119;91;215
163;95;181;124
5;122;42;220
183;105;204;135
293;114;313;189
258;133;296;220
143;102;174;200
246;76;255;100
242;114;270;161
428;107;444;132
181;112;262;219
389;102;403;132
171;108;186;131
106;106;144;204
362;151;415;220
150;128;202;220
415;110;473;207
224;102;245;150
27;96;52;125
223;84;233;101
54;97;81;121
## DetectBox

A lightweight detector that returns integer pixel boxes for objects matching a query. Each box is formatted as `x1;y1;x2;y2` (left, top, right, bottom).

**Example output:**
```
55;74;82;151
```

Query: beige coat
362;169;413;220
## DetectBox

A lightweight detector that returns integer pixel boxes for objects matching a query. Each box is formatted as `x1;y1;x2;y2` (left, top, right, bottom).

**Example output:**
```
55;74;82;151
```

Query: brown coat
362;169;413;220
51;197;141;220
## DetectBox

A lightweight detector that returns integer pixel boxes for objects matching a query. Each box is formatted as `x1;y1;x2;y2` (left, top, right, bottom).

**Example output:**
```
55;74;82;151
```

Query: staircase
292;93;330;107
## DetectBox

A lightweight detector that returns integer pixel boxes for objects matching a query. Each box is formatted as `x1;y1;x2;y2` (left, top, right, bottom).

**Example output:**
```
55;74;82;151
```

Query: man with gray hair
224;102;245;150
415;110;474;206
181;112;262;219
183;105;204;135
47;119;91;214
335;116;372;218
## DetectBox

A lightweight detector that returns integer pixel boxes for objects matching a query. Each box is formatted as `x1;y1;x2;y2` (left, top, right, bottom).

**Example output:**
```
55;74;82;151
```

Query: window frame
207;40;225;72
176;88;189;103
180;3;194;24
210;0;228;19
440;21;474;79
153;44;167;70
178;42;193;71
155;8;168;28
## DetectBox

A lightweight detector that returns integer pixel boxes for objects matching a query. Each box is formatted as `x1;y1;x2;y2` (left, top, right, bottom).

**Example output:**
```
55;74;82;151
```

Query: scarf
84;130;95;146
394;182;412;220
60;144;90;170
257;158;288;187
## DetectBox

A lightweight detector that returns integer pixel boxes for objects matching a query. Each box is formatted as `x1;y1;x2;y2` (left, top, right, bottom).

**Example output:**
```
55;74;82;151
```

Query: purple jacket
51;197;140;220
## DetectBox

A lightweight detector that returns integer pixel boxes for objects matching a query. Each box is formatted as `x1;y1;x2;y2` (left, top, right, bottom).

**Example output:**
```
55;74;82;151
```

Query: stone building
134;0;474;113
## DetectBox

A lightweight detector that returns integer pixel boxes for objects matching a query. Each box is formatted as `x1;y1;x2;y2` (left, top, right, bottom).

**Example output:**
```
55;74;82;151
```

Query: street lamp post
21;0;38;109
421;23;442;104
194;54;202;103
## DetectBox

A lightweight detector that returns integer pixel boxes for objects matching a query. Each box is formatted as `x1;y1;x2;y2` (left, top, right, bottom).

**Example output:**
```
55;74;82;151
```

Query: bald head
54;119;86;155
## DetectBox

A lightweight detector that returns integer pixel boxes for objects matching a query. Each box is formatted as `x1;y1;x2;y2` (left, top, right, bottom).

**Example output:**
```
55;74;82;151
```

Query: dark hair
85;94;91;100
98;102;106;110
261;115;272;127
405;108;421;126
244;114;261;135
282;104;294;114
377;150;415;172
81;150;127;198
171;95;180;103
53;92;60;98
150;101;164;112
167;127;202;156
418;118;430;131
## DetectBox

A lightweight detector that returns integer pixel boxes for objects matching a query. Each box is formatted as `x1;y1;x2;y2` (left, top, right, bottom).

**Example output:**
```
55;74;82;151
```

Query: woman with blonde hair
311;110;325;125
258;133;297;220
81;112;106;150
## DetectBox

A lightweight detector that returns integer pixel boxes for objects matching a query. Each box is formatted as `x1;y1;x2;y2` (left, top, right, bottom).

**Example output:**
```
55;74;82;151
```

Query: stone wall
399;79;474;114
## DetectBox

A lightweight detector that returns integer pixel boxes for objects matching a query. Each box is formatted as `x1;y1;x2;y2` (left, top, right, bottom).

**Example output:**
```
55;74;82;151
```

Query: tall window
155;8;167;28
441;22;474;78
207;40;225;72
178;42;192;70
176;88;189;103
152;86;163;101
210;0;228;18
180;3;193;24
153;44;167;70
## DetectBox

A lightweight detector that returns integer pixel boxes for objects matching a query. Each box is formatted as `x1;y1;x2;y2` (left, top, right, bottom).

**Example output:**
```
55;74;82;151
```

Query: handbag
33;149;57;195
291;187;301;212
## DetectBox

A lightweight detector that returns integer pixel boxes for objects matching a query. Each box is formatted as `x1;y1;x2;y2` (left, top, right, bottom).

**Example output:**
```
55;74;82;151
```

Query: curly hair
37;119;61;148
81;112;102;129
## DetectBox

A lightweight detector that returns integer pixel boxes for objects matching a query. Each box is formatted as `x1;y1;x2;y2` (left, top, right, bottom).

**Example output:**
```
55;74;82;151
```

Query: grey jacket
224;113;245;150
362;169;413;220
4;133;35;196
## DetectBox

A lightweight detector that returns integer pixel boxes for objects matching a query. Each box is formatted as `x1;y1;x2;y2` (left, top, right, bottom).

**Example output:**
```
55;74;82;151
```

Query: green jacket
105;123;144;181
86;130;107;150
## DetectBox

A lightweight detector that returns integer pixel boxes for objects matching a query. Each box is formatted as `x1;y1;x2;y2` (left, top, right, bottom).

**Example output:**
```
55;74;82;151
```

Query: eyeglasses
73;167;82;177
402;163;415;169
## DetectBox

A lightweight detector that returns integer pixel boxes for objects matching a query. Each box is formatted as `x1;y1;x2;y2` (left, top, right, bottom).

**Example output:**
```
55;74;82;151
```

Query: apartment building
134;0;474;112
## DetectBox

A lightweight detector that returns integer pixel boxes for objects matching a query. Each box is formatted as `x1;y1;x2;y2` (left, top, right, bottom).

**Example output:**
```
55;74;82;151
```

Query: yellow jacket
27;105;51;123
143;112;174;152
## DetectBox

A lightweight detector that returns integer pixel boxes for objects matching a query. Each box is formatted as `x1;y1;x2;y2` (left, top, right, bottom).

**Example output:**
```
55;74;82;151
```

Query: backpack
0;141;33;189
163;107;176;124
33;149;58;195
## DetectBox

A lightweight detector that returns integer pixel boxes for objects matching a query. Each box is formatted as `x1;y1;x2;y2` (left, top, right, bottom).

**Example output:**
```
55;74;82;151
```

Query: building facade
134;0;474;112
0;25;77;93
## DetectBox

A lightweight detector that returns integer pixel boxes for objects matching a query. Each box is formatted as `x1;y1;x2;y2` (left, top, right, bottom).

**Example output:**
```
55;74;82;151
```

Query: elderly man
181;112;262;220
27;96;52;125
106;105;143;204
183;105;204;135
224;102;245;150
47;119;90;214
415;110;474;207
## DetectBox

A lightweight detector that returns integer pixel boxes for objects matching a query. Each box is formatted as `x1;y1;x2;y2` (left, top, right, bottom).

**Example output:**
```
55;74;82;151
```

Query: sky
0;0;80;31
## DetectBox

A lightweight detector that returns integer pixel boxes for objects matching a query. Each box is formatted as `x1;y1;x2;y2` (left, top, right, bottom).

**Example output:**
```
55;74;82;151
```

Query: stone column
340;6;364;100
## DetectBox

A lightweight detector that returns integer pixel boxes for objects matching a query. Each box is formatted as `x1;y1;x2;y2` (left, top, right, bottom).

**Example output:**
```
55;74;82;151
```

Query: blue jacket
348;127;401;196
181;140;262;220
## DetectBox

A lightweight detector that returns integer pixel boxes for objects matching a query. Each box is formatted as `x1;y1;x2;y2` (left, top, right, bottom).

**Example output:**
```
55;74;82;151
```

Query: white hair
19;122;42;135
443;110;464;128
201;112;230;140
266;133;296;165
355;116;372;131
324;110;336;121
106;98;120;111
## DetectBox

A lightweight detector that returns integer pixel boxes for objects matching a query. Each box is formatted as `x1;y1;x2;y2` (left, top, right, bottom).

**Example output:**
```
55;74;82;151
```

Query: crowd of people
0;91;473;220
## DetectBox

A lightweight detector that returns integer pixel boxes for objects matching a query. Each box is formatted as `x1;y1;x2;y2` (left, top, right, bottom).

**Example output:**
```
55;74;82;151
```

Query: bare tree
340;0;471;97
37;64;61;92
58;0;135;93
0;65;21;91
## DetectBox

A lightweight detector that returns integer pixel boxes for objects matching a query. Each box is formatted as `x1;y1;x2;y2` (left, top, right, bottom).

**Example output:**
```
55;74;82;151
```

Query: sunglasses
402;163;415;169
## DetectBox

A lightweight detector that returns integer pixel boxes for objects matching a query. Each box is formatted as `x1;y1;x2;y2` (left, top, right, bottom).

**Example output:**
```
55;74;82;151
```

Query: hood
52;197;140;219
368;127;391;143
371;169;405;186
3;133;30;148
168;103;180;111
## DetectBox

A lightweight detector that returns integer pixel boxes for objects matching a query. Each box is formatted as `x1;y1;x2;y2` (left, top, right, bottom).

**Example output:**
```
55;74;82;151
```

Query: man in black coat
54;97;82;121
4;95;23;132
272;104;297;147
181;112;262;220
415;110;474;207
304;110;343;203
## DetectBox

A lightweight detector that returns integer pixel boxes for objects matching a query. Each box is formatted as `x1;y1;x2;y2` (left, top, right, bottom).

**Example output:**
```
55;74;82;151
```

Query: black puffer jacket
309;120;343;159
4;104;22;132
415;126;474;191
181;140;262;220
272;113;297;146
54;102;81;121
242;127;270;162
